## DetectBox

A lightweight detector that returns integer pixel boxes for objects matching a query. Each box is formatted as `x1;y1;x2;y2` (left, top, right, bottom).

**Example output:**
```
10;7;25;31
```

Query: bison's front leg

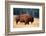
25;20;29;25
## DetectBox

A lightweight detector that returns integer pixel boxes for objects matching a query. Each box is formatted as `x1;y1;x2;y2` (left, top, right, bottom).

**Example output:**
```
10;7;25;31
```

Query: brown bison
15;14;34;25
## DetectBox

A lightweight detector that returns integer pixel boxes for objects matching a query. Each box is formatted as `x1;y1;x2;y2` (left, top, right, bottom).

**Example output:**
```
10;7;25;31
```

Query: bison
15;14;34;25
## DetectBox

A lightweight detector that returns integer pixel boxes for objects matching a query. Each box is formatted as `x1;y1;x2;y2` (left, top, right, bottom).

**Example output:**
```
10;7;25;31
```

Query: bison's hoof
29;22;32;25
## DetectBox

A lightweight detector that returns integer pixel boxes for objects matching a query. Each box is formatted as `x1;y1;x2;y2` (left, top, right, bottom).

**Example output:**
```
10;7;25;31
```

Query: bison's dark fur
15;14;34;25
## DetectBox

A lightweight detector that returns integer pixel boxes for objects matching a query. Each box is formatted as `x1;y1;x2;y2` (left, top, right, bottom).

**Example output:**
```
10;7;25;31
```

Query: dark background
13;8;39;18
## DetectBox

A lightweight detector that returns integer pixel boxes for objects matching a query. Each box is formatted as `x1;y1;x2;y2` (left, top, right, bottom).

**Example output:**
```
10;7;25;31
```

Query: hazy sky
13;8;39;18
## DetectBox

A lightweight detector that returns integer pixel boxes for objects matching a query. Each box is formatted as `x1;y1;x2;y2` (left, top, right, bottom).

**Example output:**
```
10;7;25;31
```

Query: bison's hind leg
16;20;19;24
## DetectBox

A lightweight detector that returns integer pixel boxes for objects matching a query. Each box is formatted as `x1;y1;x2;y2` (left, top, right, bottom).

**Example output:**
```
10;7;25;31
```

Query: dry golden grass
13;17;39;28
